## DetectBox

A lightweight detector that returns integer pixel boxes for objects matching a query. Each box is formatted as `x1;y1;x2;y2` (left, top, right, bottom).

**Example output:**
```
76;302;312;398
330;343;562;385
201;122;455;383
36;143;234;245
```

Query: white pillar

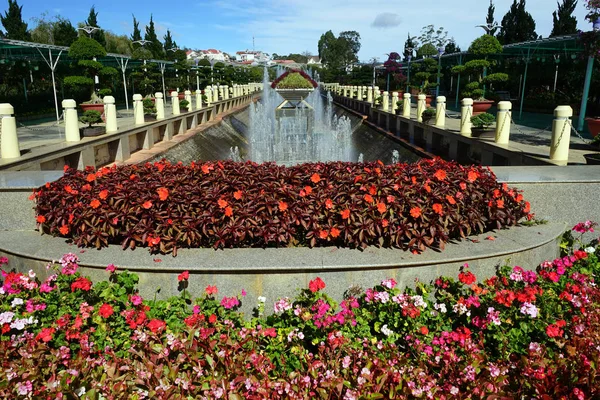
382;91;389;112
205;87;213;106
62;99;80;142
218;86;224;100
195;90;203;110
402;93;411;118
0;103;20;158
357;86;363;101
391;92;399;114
133;94;144;125
495;101;512;145
155;92;165;120
171;91;180;115
460;98;474;136
362;86;367;100
367;87;373;104
104;96;117;133
435;96;446;128
417;94;426;123
373;87;380;103
550;105;573;165
184;90;192;111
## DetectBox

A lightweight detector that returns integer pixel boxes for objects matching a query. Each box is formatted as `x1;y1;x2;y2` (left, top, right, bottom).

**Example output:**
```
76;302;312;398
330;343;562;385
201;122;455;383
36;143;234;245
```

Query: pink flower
241;289;247;297
220;296;240;310
381;278;397;289
130;295;143;306
16;380;32;395
193;305;201;314
106;264;117;273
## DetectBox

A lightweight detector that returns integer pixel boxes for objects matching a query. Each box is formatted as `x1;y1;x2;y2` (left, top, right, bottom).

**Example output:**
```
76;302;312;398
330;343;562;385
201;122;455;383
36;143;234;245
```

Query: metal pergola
0;38;175;125
404;34;592;130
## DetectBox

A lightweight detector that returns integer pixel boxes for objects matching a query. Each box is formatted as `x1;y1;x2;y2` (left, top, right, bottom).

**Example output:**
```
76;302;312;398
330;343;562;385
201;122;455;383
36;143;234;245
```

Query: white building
307;56;322;66
236;50;270;64
197;49;227;62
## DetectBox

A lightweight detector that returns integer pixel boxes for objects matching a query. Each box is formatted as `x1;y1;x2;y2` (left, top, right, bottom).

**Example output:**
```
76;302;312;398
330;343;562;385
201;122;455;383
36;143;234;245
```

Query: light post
406;47;413;94
133;40;151;95
553;54;560;93
436;46;445;98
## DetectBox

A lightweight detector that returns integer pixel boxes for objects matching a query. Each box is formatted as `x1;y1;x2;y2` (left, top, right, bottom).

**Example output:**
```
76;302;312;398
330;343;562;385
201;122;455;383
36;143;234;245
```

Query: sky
6;0;592;61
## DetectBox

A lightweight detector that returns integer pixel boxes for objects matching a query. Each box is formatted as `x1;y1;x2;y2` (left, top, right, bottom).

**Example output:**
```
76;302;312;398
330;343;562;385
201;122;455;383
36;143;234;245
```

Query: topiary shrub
32;159;532;255
471;112;496;129
79;110;103;128
460;34;505;101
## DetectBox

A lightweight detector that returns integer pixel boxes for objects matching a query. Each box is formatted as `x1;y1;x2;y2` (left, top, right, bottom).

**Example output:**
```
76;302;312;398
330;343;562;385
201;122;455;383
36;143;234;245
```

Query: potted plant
471;112;496;135
64;36;107;113
179;99;190;112
396;100;404;115
375;95;383;108
79;110;105;137
412;55;438;106
421;107;436;124
143;98;157;122
453;35;507;115
271;70;317;102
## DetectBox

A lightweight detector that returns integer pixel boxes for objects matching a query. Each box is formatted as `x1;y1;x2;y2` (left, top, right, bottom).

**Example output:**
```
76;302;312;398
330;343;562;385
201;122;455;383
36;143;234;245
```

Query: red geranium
178;271;190;281
309;277;326;293
147;319;166;333
458;270;476;285
71;277;92;292
205;285;218;296
36;327;55;343
98;303;114;319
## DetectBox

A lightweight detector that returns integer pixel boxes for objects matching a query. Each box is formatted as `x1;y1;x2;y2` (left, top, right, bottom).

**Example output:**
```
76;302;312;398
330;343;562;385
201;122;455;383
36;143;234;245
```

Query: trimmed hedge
32;159;531;255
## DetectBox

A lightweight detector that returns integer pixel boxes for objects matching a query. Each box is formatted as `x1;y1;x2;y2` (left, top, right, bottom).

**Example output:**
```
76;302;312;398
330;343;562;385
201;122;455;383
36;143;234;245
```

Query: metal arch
114;56;130;110
36;48;63;125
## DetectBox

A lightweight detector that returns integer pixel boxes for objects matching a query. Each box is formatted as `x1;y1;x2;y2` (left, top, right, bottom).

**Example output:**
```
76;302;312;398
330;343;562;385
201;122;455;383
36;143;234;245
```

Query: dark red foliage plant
31;158;532;255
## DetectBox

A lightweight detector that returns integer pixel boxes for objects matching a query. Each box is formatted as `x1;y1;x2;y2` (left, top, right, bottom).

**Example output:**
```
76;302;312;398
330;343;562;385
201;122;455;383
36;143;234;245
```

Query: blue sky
6;0;592;61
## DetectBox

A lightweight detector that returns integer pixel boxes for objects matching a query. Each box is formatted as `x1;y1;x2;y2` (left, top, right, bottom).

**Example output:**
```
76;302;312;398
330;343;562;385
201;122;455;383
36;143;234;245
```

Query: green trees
53;17;78;47
403;33;416;61
318;30;361;70
551;0;578;37
486;0;499;36
497;0;538;44
84;6;106;48
65;36;107;103
144;15;164;59
1;0;30;41
131;15;142;48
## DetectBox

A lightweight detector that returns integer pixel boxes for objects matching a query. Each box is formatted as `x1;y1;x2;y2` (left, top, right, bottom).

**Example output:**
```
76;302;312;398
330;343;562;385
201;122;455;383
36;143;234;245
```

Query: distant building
197;49;227;62
236;50;270;64
186;50;200;60
307;56;321;66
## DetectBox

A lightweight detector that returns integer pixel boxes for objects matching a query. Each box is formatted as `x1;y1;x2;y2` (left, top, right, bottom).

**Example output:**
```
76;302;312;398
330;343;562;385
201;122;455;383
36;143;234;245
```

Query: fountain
249;68;353;165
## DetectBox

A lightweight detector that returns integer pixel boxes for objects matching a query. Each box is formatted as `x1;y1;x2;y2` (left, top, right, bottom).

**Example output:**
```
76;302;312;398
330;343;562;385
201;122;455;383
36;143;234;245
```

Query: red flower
434;169;447;181
234;190;243;200
98;303;114;318
36;327;55;343
157;187;169;201
310;173;321;183
147;319;166;333
99;190;109;200
147;236;160;246
86;173;96;182
218;198;228;209
224;206;233;217
71;277;92;292
319;230;329;239
178;271;190;281
496;199;504;209
419;326;429;335
546;322;564;338
330;227;340;238
59;225;69;235
36;215;46;224
368;185;377;195
410;207;421;218
524;201;531;213
90;199;101;209
377;202;387;214
340;209;351;219
263;327;277;337
278;201;288;212
364;194;374;203
142;201;152;209
309;277;326;293
209;313;217;324
205;285;218;296
432;203;443;215
446;195;456;205
458;270;476;285
467;170;478;183
201;164;213;174
325;199;333;209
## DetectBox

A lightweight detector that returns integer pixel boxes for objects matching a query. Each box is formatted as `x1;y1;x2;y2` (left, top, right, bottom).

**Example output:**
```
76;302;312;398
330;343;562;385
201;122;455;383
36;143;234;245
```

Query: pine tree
131;15;142;49
551;0;578;37
53;17;78;47
144;15;164;59
486;0;499;35
498;0;538;44
0;0;30;41
403;33;416;62
85;6;106;47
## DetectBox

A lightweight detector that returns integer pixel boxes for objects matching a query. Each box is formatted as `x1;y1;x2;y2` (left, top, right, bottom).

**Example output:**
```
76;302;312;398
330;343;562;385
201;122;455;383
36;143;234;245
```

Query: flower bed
271;69;318;89
1;222;599;398
32;159;531;255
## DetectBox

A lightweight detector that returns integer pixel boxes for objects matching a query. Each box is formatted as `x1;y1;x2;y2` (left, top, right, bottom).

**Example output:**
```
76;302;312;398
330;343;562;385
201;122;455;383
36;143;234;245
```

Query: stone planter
79;126;105;138
585;118;600;138
144;115;157;122
425;95;433;107
80;103;106;122
180;107;189;113
473;100;495;116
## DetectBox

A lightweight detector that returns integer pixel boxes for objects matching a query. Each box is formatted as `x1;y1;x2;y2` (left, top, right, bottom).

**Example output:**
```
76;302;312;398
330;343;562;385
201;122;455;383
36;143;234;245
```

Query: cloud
371;13;401;29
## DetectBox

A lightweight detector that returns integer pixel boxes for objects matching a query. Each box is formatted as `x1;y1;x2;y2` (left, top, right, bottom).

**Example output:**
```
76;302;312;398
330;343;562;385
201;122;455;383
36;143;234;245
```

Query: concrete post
195;90;203;110
391;92;399;114
374;87;380;104
0;103;20;158
495;101;512;145
435;96;446;128
362;86;367;100
417;94;426;123
402;93;411;118
218;86;224;100
365;87;372;104
155;92;165;120
225;85;231;100
460;98;473;137
104;96;117;133
382;91;389;112
205;87;213;106
133;94;144;125
550;105;573;165
171;91;180;115
184;90;192;111
357;86;363;101
62;99;80;142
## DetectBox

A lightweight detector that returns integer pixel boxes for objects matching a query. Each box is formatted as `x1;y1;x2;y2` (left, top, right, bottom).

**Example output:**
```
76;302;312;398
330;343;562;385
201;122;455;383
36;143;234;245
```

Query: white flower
434;303;447;313
585;246;596;254
257;296;266;303
520;302;539;318
75;387;86;396
381;324;394;337
412;295;427;308
28;270;36;278
11;298;24;308
0;311;15;324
